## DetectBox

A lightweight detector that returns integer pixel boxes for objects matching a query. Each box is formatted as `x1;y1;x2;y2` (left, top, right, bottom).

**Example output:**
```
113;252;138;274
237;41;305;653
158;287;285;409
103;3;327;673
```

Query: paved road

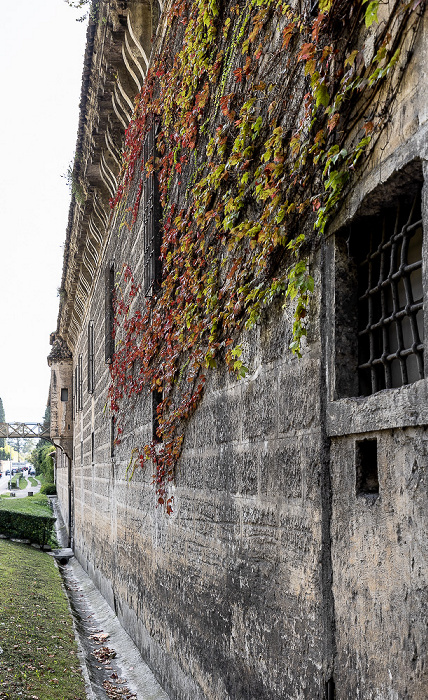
0;472;41;497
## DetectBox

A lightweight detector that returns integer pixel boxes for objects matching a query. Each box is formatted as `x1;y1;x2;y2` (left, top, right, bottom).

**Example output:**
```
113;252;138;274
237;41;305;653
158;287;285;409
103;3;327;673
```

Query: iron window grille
110;416;115;460
105;262;115;363
356;192;424;396
74;365;78;417
88;321;95;394
152;389;162;443
78;354;83;411
142;124;162;297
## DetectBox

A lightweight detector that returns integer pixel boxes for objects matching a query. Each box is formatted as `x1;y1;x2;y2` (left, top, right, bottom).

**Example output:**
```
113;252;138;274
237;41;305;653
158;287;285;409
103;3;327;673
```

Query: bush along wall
0;509;56;548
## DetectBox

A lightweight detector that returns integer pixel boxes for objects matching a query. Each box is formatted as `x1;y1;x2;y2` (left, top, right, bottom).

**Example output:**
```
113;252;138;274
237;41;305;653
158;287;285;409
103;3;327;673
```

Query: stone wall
61;260;330;698
53;1;428;698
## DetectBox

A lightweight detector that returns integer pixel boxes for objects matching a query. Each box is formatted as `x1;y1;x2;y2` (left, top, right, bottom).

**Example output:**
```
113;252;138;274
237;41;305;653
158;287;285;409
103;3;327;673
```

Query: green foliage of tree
0;445;12;461
8;438;35;459
29;444;54;483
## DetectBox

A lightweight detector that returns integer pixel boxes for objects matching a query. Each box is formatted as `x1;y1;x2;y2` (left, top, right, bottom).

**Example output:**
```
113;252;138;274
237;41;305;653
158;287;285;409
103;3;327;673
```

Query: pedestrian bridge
0;422;50;440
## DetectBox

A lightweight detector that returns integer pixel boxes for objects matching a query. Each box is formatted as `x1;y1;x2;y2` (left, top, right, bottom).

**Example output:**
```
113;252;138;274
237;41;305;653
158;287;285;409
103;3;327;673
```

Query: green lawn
0;539;87;699
0;493;53;518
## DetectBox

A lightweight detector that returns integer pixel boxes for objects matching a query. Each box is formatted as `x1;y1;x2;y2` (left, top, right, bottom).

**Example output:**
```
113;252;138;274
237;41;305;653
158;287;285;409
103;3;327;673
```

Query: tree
28;405;54;481
0;444;12;461
8;437;36;459
29;444;54;483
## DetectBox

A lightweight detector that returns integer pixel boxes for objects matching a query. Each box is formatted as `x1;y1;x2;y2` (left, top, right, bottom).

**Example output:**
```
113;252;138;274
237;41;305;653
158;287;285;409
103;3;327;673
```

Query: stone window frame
325;159;428;441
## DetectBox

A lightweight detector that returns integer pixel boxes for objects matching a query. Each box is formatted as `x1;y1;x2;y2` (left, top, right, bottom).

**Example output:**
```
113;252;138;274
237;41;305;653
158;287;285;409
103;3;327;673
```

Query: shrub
40;483;57;496
0;508;55;547
10;475;19;489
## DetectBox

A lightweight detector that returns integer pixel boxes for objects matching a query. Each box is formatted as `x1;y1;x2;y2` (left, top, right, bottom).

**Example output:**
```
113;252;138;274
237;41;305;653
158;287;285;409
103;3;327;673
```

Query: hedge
9;474;19;489
0;509;56;548
40;483;57;496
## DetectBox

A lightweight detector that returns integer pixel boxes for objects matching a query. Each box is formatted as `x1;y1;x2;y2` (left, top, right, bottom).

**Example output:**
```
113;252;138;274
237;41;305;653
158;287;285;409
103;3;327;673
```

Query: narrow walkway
51;498;170;700
0;473;41;497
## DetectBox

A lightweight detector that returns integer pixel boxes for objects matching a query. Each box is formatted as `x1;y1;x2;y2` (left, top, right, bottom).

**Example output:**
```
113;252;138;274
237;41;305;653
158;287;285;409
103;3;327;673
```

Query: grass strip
0;494;53;518
0;539;87;699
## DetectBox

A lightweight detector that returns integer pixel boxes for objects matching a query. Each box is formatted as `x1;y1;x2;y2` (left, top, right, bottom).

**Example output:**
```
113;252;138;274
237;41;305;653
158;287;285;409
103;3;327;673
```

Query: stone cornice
56;0;160;350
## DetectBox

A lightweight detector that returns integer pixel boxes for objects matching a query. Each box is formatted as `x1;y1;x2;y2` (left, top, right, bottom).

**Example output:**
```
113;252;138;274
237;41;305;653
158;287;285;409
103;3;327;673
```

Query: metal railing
0;423;50;440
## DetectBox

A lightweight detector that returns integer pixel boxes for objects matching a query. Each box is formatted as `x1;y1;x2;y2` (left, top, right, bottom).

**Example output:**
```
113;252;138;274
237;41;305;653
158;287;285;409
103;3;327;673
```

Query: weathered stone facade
49;1;428;698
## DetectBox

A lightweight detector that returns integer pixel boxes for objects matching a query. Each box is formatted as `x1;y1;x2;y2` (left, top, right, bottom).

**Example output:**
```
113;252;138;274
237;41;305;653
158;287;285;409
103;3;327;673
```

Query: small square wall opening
356;438;379;495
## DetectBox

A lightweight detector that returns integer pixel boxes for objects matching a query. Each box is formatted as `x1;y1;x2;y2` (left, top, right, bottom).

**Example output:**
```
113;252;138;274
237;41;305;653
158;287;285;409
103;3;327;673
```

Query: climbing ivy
108;0;425;511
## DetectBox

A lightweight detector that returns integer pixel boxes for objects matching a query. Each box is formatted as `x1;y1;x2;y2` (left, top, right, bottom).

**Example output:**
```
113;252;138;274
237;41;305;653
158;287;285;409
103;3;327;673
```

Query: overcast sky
0;1;88;422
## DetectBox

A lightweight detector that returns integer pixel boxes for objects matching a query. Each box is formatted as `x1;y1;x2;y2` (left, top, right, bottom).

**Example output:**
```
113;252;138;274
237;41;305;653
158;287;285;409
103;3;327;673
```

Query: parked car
5;469;10;476
28;468;36;476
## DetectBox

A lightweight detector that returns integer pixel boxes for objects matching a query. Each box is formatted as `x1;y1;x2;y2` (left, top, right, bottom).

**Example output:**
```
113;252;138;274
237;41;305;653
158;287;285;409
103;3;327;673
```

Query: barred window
74;365;78;417
88;321;95;394
152;390;162;442
78;354;83;411
355;192;424;396
110;416;115;460
74;355;83;413
142;124;162;296
105;262;115;363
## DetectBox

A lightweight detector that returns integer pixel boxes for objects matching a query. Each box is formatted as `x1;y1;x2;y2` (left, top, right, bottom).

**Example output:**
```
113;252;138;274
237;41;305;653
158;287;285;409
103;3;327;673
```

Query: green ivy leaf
364;1;379;27
315;83;330;108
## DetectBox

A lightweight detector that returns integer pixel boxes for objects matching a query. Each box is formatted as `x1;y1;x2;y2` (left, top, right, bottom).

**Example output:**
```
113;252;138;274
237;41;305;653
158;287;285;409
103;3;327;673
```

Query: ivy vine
108;0;425;512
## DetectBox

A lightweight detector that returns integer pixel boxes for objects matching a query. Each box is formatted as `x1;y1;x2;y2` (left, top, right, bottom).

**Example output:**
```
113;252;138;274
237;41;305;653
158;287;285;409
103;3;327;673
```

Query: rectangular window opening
152;389;163;442
142;123;162;297
61;388;68;402
78;354;83;411
88;321;95;394
110;416;115;460
105;263;115;364
355;192;424;396
91;431;95;465
335;174;425;401
356;438;379;495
